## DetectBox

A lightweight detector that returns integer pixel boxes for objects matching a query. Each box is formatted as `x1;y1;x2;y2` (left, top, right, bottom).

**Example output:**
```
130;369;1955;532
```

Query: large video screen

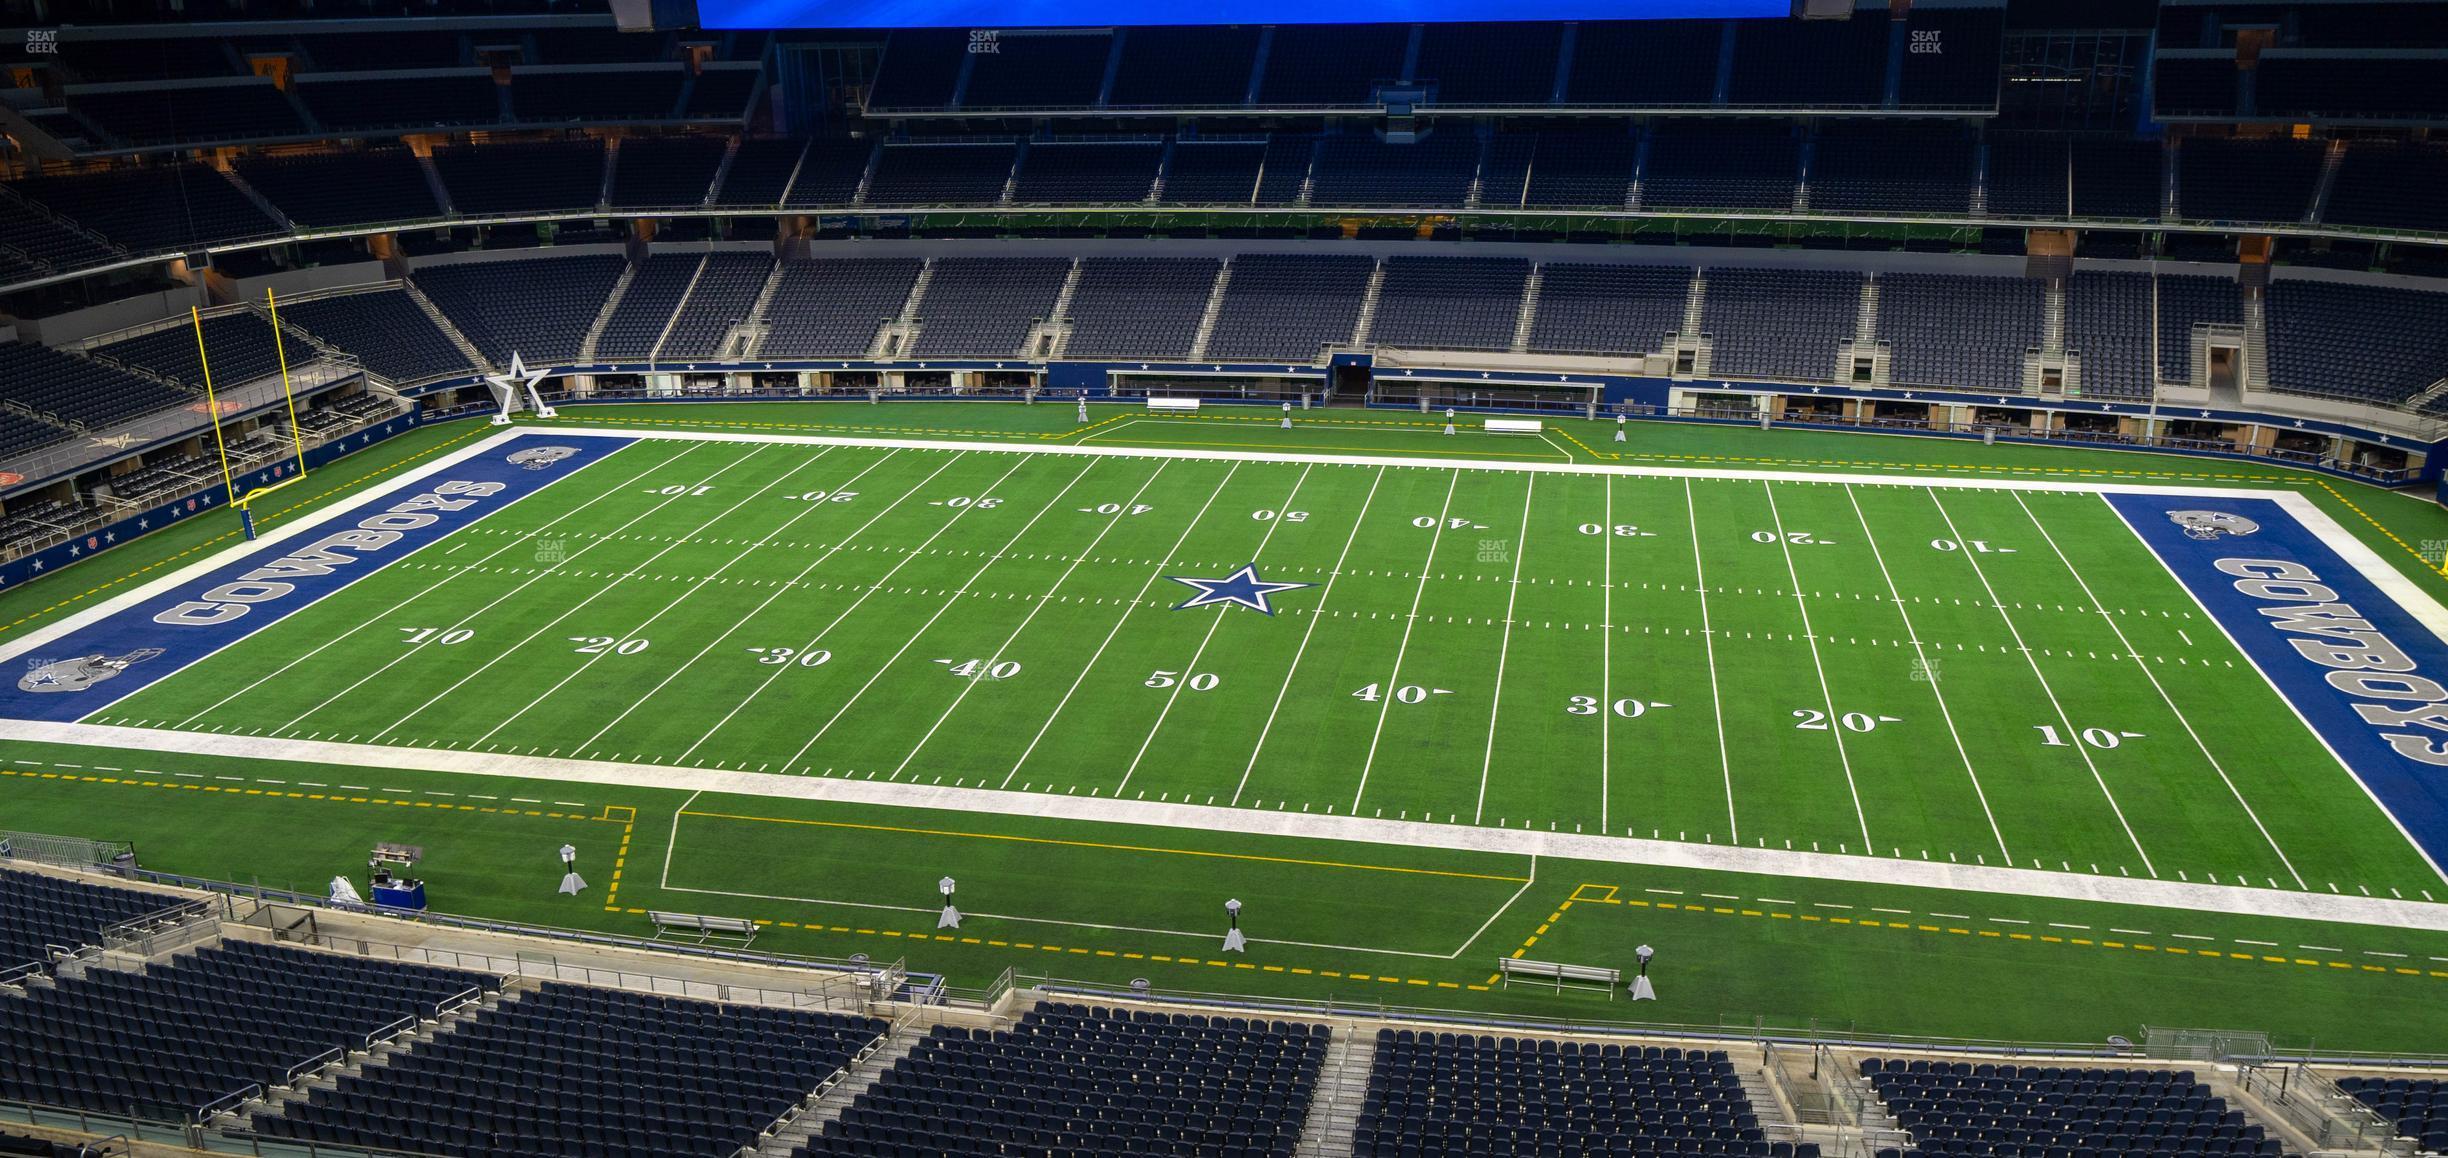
700;0;1789;29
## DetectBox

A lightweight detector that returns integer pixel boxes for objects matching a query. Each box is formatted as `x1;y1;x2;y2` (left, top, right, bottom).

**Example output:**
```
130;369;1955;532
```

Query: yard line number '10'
399;627;473;645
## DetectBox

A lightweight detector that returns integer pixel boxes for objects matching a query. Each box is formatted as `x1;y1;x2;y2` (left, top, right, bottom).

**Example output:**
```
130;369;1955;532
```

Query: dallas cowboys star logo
1167;564;1313;615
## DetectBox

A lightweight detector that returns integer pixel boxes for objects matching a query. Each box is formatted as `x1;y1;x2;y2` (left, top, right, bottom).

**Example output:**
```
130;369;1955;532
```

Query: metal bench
648;910;759;947
1497;956;1622;997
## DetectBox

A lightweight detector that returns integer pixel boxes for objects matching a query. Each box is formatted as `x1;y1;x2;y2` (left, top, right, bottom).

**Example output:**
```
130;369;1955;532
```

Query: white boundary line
11;425;2448;920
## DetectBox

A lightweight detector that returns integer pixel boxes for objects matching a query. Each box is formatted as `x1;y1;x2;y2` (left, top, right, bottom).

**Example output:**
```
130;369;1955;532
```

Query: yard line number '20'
1793;709;1898;732
570;636;649;655
1752;530;1829;545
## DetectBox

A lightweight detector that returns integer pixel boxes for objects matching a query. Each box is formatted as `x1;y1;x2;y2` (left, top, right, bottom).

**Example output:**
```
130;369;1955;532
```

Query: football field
9;424;2446;915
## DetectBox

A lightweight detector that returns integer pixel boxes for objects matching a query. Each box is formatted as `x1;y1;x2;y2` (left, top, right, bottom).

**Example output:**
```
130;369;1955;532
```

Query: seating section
717;138;811;206
513;67;686;123
1108;26;1261;108
1368;257;1530;352
1014;143;1161;204
1309;132;1482;207
865;144;1015;207
593;254;702;361
607;136;728;209
1862;1058;2279;1158
962;33;1111;110
0;411;68;462
13;166;280;255
2338;1074;2448;1153
2177;138;2324;224
295;73;503;133
0;867;185;973
661;253;775;361
1257;24;1408;107
0;198;121;274
2154;274;2243;383
0;496;93;557
277;288;477;385
799;1002;1325;1158
414;254;627;365
1161;143;1266;204
255;982;886;1158
780;138;877;208
1358;1030;1807;1158
1875;273;2044;391
1062;258;1220;360
1528;263;1692;356
1204;254;1375;362
2069;138;2166;220
908;257;1070;357
1985;136;2072;219
2065;272;2153;399
234;150;442;229
1414;22;1566;105
0;940;497;1120
1701;267;1861;382
1644;123;1797;211
92;310;294;390
1808;127;1975;215
2324;143;2448;233
759;258;922;358
1522;132;1637;209
431;140;606;217
2266;280;2448;406
0;342;190;430
1564;20;1722;105
72;82;306;148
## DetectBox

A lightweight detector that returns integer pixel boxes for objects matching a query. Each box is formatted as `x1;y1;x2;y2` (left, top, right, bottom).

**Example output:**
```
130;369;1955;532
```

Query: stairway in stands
215;960;517;1131
1292;1024;1378;1158
646;255;712;363
749;1020;927;1157
578;262;641;363
1509;264;1545;354
1348;261;1388;347
1188;259;1233;362
403;279;490;373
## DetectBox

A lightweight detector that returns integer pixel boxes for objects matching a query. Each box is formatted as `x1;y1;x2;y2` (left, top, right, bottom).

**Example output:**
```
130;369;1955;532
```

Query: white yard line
360;446;789;743
172;441;693;729
1351;470;1461;815
273;443;759;735
1685;479;1738;842
35;716;2448;932
1845;484;2011;863
1600;477;1613;834
780;457;1101;770
1114;464;1313;795
2020;492;2306;886
899;461;1178;781
576;449;928;751
1233;467;1386;807
1472;475;1535;825
1928;487;2157;877
1003;464;1243;790
473;448;850;744
1764;481;1873;852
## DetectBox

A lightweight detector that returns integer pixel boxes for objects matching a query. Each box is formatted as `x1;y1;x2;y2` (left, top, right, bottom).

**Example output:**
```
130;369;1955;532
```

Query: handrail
188;1082;260;1125
360;1013;415;1051
283;1046;342;1085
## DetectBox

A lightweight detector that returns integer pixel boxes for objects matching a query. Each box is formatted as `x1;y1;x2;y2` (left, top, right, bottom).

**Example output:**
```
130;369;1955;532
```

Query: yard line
1845;484;2011;863
1350;469;1461;815
1472;475;1536;825
895;461;1178;781
1233;467;1385;806
579;449;939;751
660;788;704;888
1003;464;1243;789
1927;487;2157;877
363;447;800;742
173;441;699;728
271;444;759;734
1684;480;1737;842
2019;492;2305;888
471;449;860;743
677;452;1011;762
1763;481;1874;853
1601;476;1613;834
1113;464;1314;795
779;458;1102;770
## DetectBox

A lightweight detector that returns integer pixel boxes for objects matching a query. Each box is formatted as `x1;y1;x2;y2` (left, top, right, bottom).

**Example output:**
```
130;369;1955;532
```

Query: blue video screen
700;0;1788;29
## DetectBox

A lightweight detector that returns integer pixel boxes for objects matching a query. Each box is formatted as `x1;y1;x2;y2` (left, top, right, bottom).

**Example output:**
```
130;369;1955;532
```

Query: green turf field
6;403;2448;1051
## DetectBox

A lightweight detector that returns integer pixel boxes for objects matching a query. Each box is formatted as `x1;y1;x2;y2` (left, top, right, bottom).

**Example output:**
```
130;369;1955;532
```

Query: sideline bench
1497;956;1622;998
1146;397;1202;412
648;910;759;947
1483;418;1545;434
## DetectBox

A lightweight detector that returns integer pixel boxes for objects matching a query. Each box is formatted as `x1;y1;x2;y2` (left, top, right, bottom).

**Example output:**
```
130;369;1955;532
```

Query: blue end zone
0;434;634;725
2108;492;2448;877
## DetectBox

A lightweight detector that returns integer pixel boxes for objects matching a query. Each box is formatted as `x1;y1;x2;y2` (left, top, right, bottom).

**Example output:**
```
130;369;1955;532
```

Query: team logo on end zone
506;446;580;470
2167;510;2261;540
18;649;162;693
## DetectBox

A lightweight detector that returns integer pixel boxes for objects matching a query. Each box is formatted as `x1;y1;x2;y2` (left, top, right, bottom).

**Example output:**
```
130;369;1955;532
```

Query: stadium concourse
0;855;2426;1158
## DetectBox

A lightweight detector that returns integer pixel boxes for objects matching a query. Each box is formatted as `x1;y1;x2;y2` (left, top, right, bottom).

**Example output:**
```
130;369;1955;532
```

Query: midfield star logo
1166;564;1312;616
